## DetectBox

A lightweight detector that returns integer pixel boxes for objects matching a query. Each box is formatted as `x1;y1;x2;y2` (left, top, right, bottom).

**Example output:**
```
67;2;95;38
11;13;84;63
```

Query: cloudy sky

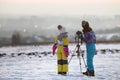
0;0;120;16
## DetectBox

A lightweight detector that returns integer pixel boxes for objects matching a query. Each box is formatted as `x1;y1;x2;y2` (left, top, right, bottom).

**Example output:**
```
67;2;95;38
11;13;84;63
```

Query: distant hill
95;27;120;43
95;27;120;34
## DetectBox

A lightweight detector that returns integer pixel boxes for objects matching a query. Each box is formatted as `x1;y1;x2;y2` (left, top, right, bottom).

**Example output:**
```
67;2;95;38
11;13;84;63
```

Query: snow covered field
0;44;120;80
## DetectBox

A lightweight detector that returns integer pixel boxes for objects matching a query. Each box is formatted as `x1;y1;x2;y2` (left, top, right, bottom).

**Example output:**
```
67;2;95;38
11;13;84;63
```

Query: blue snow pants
86;43;96;70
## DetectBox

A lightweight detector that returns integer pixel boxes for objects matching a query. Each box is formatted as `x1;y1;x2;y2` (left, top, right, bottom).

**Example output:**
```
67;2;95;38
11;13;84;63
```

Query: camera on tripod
75;31;82;56
75;30;83;44
69;30;87;72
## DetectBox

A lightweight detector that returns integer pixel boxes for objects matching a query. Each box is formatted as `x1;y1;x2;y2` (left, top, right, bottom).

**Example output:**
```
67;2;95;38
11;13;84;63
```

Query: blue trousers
86;43;96;70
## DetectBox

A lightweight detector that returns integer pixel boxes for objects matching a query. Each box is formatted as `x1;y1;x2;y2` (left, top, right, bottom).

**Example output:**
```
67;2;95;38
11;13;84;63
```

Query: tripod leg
81;54;91;76
82;55;88;69
68;46;77;64
78;56;82;73
68;55;73;64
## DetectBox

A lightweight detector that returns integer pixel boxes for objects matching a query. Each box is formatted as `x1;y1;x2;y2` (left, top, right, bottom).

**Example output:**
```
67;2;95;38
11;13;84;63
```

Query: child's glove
52;45;57;55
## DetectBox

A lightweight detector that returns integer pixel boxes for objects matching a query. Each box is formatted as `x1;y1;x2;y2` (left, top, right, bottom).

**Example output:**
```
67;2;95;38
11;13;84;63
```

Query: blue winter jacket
82;31;96;44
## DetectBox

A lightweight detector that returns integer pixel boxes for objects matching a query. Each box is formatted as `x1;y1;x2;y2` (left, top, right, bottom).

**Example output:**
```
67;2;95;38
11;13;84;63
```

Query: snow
0;44;120;80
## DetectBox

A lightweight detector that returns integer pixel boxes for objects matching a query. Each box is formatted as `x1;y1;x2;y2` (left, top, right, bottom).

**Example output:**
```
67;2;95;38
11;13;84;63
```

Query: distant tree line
11;31;21;46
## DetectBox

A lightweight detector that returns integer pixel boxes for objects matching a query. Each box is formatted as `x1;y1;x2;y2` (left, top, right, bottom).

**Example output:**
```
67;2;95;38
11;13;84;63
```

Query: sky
0;0;120;16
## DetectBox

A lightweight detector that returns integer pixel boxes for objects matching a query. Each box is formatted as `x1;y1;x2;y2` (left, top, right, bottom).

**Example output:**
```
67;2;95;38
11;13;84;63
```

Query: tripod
68;36;88;73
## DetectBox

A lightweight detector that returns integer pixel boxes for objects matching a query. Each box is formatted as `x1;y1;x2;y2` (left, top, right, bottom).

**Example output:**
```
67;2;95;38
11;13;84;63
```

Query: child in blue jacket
79;20;96;76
